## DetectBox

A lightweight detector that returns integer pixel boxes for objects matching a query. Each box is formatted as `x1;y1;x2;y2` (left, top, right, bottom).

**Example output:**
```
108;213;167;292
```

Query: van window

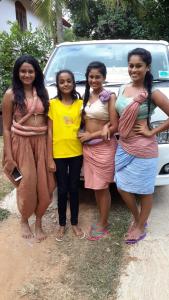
45;43;169;85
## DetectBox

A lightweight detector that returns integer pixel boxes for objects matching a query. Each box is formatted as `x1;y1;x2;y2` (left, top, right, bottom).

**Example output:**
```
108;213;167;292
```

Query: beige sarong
3;89;56;218
4;133;56;218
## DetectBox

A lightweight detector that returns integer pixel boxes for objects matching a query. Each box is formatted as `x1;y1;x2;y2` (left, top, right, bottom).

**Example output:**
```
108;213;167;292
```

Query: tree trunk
56;5;63;44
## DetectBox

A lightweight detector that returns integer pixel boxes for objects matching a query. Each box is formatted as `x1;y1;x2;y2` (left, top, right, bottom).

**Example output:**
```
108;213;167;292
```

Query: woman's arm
47;118;56;172
134;90;169;137
78;128;102;143
2;90;16;164
108;94;118;134
101;94;119;139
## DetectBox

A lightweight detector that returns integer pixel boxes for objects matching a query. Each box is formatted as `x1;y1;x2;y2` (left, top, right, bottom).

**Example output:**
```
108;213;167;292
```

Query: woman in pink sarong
2;55;56;241
78;61;118;240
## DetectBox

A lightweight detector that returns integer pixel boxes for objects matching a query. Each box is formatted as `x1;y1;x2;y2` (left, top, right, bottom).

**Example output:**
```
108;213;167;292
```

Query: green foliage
66;0;106;38
33;0;89;43
0;22;53;102
94;7;129;39
67;0;169;41
32;0;63;43
67;0;147;40
63;28;76;42
141;0;169;41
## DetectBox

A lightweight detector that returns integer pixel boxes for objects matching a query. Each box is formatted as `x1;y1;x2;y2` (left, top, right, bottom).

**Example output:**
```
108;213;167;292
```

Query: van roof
57;40;169;47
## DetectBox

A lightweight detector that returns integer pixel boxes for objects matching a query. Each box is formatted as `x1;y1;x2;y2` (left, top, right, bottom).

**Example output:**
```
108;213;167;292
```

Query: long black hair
128;48;153;128
12;54;49;113
56;69;81;101
83;61;107;109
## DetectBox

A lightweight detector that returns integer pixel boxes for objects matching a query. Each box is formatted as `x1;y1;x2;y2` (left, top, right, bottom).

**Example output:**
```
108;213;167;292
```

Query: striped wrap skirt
115;145;158;194
83;137;117;190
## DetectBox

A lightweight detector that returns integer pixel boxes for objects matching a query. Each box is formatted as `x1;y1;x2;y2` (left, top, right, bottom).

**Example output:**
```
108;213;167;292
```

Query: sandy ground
0;188;96;300
117;185;169;300
1;185;169;300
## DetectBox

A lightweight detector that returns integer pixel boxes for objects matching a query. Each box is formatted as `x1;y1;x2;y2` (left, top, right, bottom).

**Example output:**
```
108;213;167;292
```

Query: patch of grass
0;136;13;201
0;136;12;221
54;204;130;300
15;203;130;300
0;208;10;221
71;206;130;299
17;202;130;300
17;282;41;299
13;190;130;300
0;180;13;200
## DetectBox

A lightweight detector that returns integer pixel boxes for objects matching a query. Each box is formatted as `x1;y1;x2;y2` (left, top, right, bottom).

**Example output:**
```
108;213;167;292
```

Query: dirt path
1;215;95;300
1;185;169;300
116;185;169;300
0;189;95;300
0;188;129;300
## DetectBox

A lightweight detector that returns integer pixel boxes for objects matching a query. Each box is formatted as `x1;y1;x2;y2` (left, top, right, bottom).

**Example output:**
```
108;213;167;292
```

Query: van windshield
45;43;169;85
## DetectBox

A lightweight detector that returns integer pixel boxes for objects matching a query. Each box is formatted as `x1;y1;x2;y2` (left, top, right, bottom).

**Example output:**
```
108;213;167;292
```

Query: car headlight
151;121;169;144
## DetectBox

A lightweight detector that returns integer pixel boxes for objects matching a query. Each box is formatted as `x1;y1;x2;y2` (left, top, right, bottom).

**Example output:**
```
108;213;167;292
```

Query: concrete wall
0;0;42;32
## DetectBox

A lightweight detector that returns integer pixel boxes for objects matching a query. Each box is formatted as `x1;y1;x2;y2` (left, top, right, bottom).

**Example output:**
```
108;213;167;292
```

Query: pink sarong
83;137;117;190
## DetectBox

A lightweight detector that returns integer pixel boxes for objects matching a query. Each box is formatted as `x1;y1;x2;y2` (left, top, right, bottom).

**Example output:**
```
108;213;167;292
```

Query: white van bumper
155;144;169;186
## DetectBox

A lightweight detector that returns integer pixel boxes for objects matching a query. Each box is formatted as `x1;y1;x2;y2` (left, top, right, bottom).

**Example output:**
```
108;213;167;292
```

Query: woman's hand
4;159;17;174
133;122;155;137
78;131;92;143
48;158;56;172
101;123;111;140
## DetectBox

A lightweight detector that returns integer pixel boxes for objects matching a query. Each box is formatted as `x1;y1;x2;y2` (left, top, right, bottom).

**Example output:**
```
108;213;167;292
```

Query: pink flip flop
87;226;110;241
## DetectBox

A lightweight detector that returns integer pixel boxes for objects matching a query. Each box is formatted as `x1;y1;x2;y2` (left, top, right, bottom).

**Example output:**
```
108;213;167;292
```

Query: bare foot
35;218;46;242
125;219;148;239
125;227;145;241
125;219;138;238
21;219;33;239
56;226;65;242
72;225;85;239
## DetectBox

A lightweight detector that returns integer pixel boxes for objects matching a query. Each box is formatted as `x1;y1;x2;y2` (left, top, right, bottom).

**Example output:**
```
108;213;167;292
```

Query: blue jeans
54;155;83;226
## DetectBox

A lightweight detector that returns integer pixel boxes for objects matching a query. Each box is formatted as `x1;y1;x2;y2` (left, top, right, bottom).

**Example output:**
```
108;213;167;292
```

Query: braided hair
82;61;107;126
56;70;81;101
128;48;153;128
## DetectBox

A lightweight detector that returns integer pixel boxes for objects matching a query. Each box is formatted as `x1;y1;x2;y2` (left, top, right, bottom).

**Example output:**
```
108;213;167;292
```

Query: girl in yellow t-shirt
48;70;85;241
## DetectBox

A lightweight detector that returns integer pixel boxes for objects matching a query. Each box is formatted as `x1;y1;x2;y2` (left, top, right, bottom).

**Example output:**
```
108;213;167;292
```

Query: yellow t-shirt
48;98;83;158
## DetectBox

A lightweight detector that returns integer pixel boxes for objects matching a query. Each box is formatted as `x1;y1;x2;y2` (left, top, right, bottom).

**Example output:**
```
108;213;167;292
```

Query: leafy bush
0;22;53;102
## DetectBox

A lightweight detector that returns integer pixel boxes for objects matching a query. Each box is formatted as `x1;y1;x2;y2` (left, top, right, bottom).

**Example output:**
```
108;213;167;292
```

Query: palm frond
32;0;52;23
80;0;89;22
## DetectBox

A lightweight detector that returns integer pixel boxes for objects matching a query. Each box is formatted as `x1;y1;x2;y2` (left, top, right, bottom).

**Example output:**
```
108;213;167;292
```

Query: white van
44;40;169;186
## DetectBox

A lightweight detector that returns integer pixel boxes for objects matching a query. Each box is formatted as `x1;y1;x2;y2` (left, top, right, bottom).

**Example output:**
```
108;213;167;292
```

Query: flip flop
125;222;148;238
72;226;86;240
144;222;148;228
125;232;147;245
78;231;86;239
87;227;110;241
55;226;66;242
56;236;63;242
90;223;111;231
73;230;86;240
